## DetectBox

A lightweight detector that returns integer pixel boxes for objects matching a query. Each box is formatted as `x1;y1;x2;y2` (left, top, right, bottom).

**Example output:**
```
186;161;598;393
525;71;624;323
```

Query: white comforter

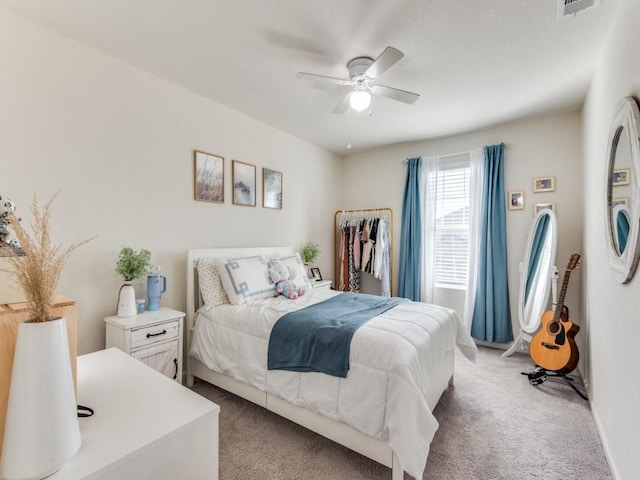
190;289;477;479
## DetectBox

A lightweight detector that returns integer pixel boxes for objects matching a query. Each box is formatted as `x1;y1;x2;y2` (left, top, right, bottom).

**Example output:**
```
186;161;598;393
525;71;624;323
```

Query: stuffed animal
0;195;21;251
269;262;305;299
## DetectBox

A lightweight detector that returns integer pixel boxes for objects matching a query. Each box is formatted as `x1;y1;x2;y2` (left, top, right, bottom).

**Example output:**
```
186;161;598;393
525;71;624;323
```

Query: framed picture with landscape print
534;202;555;215
532;176;556;193
232;160;256;206
508;191;524;210
194;150;224;203
612;168;630;187
263;168;282;209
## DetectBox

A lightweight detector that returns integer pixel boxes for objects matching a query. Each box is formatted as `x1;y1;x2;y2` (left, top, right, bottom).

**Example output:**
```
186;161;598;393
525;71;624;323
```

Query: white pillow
215;256;276;305
196;258;229;307
269;253;312;290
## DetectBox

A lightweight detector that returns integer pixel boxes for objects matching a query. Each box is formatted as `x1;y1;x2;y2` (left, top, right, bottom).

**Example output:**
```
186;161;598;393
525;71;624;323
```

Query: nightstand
313;279;332;290
104;307;185;383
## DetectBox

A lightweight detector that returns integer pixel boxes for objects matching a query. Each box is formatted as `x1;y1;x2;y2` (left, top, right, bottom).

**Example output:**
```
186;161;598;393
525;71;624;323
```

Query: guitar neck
552;269;572;323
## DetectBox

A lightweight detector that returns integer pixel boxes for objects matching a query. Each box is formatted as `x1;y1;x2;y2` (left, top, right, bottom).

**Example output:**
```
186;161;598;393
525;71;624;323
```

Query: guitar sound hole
548;322;561;335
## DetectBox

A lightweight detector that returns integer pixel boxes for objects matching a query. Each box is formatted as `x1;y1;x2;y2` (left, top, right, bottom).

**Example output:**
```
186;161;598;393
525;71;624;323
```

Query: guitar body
530;310;580;373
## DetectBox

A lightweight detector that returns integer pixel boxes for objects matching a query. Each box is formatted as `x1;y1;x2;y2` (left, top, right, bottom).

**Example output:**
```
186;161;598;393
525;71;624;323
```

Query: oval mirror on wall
502;208;557;358
605;96;640;283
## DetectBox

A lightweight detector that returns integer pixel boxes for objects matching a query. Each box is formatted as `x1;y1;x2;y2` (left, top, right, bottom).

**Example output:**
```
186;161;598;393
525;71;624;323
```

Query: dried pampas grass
0;192;95;322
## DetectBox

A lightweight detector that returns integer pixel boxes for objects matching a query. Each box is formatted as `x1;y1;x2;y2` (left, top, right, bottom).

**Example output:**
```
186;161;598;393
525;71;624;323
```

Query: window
433;160;471;286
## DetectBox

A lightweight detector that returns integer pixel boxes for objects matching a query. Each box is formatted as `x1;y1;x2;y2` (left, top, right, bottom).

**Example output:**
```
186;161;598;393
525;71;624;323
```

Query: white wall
0;10;341;354
582;0;640;477
342;112;583;351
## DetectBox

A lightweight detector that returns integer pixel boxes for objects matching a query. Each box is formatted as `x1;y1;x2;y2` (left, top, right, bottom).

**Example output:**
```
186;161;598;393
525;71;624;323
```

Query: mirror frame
518;208;557;334
605;96;640;284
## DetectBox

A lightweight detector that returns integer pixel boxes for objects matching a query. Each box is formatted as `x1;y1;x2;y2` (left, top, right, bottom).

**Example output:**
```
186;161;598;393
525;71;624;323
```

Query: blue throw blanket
268;292;408;378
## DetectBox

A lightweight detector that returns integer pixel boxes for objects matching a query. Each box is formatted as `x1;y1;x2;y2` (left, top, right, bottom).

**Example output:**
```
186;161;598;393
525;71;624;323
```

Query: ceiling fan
297;46;420;113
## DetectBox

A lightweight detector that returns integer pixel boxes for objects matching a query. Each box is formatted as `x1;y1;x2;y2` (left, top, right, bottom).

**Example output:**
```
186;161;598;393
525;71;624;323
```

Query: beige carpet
191;346;612;479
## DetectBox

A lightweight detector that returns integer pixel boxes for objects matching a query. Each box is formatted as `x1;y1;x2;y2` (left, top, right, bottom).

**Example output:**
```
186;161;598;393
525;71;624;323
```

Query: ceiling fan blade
365;46;404;79
332;92;351;114
297;72;351;86
371;85;420;104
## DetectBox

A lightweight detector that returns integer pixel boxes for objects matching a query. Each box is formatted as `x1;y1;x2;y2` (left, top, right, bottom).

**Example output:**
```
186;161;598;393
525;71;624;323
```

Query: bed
186;247;476;480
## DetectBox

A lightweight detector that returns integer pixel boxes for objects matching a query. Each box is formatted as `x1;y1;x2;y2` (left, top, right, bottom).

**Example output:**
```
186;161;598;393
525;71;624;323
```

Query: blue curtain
525;213;550;301
617;209;630;254
471;144;513;343
398;157;423;301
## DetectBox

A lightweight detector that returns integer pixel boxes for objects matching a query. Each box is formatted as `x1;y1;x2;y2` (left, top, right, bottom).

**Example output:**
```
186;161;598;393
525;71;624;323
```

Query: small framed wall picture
263;168;283;209
532;176;556;193
508;191;524;210
612;168;631;187
534;202;555;215
232;160;256;206
310;267;322;281
612;197;629;207
193;150;224;203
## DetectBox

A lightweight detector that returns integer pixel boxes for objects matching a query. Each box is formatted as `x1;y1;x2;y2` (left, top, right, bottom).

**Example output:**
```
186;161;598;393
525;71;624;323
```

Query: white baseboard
590;403;619;480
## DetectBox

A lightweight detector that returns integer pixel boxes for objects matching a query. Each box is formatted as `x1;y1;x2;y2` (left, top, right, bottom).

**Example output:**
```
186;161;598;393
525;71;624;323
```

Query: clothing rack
334;207;394;296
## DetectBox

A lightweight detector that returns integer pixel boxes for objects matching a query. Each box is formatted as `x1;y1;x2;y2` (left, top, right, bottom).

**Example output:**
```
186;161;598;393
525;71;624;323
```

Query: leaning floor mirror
605;96;640;284
503;208;557;357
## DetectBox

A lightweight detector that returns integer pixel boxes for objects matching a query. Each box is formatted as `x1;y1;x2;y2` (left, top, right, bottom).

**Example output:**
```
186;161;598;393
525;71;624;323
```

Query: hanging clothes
361;220;373;273
348;224;360;292
335;209;393;297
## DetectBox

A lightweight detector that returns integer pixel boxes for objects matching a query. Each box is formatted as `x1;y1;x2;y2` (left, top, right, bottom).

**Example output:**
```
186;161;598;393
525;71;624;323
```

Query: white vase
117;281;137;317
0;317;81;480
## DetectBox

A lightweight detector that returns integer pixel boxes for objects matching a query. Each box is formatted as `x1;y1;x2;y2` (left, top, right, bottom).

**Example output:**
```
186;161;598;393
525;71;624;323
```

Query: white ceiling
0;0;619;155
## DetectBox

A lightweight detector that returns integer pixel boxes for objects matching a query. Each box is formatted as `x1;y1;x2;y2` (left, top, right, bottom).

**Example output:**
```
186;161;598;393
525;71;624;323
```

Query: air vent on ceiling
557;0;601;19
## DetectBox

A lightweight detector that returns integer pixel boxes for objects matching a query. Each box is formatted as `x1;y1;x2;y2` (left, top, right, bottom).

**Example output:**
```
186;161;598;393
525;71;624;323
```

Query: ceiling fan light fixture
349;90;371;112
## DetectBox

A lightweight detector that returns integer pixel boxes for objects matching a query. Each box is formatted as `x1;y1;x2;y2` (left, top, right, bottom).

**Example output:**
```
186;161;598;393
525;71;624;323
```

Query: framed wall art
263;168;282;209
612;168;631;187
508;191;524;210
232;160;256;206
534;202;555;215
193;150;224;203
532;176;556;193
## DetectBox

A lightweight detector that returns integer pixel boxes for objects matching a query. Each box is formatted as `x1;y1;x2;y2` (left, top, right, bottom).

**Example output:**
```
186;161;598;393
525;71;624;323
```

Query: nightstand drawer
131;321;179;349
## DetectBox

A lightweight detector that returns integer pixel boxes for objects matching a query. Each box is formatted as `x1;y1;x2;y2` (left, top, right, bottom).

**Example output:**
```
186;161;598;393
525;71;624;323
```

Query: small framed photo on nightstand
310;267;322;281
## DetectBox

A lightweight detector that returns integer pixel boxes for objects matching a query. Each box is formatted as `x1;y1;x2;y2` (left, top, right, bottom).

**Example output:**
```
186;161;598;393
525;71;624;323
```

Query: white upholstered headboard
186;246;292;339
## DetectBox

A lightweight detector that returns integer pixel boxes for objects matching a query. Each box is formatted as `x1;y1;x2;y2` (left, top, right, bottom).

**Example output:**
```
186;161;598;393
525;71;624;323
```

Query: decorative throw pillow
196;258;229;307
215;256;276;305
269;253;312;290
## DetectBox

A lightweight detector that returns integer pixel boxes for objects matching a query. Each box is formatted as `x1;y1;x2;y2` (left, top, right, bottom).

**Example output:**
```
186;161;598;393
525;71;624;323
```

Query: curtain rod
402;142;511;163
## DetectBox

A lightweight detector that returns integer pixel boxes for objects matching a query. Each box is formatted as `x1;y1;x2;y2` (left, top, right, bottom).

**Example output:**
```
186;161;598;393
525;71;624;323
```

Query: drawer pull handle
173;358;178;379
146;329;167;338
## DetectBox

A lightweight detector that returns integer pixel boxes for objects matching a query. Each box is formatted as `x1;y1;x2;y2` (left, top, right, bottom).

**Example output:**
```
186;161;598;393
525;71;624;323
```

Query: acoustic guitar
529;254;581;373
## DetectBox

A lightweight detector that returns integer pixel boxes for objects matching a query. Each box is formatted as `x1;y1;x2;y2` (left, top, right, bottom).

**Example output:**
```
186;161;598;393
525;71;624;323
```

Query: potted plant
300;242;320;279
115;247;151;317
301;242;320;264
0;192;94;480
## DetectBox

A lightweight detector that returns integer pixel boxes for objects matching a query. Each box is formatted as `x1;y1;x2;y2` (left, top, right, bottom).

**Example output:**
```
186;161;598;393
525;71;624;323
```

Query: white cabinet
105;307;185;383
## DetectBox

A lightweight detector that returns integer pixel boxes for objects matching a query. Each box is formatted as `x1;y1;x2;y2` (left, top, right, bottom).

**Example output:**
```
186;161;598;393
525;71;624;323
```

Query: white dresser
49;348;219;480
104;307;184;383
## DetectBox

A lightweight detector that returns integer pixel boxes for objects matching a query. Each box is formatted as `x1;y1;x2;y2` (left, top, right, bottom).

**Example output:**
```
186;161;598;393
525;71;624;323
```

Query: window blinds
434;165;471;285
